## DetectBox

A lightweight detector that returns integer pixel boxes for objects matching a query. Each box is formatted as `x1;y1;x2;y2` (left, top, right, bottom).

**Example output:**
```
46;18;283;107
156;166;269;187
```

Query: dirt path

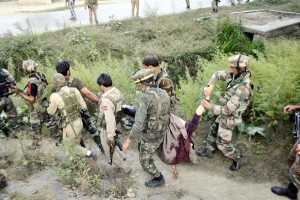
0;137;285;200
126;150;283;200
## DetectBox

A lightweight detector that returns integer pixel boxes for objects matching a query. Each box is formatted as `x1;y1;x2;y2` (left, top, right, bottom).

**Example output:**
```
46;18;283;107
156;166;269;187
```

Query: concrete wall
19;0;52;4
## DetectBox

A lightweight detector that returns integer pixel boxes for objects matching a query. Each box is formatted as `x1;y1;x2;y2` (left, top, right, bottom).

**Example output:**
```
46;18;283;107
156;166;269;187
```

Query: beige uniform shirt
47;86;87;116
99;87;123;141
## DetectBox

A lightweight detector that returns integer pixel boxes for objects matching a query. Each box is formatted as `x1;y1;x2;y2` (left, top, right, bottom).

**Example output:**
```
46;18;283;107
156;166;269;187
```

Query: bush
177;38;300;126
214;17;264;56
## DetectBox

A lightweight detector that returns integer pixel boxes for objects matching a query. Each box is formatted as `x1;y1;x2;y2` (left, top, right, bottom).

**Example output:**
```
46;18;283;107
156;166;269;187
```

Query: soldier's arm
208;70;229;86
102;98;116;141
204;70;230;97
75;89;87;110
47;94;59;115
18;83;36;104
212;85;251;116
80;87;100;103
128;98;147;140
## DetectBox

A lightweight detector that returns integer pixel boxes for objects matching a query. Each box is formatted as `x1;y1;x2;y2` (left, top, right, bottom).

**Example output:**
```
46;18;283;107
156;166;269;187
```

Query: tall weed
177;38;300;126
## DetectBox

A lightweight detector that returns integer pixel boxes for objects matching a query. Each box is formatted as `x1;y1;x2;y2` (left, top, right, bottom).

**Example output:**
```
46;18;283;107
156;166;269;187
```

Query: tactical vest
221;72;253;119
0;69;8;95
57;87;81;125
97;88;123;129
24;73;48;113
144;88;170;140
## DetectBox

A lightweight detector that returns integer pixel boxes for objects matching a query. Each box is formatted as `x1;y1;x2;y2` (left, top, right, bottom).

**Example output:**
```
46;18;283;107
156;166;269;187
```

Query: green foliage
104;16;125;32
215;17;264;56
56;141;101;194
177;38;300;129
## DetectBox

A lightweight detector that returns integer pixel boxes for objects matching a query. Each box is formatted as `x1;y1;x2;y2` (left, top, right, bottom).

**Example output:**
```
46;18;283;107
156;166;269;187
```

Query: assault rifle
0;88;22;98
108;129;126;165
81;108;105;154
295;112;300;140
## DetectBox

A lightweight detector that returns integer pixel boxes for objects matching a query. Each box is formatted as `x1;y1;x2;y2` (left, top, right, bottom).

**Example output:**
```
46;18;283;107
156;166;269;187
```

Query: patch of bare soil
0;118;294;199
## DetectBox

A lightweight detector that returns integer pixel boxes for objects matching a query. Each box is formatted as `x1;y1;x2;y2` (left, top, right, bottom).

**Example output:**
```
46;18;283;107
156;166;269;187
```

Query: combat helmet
22;60;38;73
51;73;65;88
228;54;250;69
132;69;155;84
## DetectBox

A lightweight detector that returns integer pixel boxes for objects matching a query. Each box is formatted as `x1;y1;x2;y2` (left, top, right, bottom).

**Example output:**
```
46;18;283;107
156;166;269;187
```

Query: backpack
158;113;198;165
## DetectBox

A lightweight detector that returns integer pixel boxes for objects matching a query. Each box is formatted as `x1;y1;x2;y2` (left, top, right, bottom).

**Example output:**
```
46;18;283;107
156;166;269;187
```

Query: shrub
214;17;264;56
177;38;300;127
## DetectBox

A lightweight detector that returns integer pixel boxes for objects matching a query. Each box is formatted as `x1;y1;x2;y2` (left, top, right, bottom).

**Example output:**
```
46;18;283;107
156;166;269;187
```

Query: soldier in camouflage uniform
196;54;253;171
84;0;98;25
185;0;190;10
52;61;100;141
96;73;130;173
18;60;49;145
0;68;19;138
47;73;95;158
122;69;170;188
271;104;300;199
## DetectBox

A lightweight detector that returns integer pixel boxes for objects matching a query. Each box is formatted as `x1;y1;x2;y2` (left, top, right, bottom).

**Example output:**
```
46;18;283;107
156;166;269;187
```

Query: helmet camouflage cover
228;55;250;68
51;73;65;88
22;60;38;73
132;69;155;84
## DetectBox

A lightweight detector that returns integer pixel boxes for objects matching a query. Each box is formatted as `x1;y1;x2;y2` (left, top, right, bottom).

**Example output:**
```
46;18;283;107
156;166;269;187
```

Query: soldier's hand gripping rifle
0;82;23;98
81;108;105;154
108;129;126;165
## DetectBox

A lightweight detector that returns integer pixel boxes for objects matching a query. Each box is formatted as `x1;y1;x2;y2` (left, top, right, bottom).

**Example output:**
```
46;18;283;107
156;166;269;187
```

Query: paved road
0;0;232;36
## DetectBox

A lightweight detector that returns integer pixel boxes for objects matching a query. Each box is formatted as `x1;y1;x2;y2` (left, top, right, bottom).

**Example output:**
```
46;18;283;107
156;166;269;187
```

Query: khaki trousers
88;4;98;24
63;118;88;156
131;0;139;17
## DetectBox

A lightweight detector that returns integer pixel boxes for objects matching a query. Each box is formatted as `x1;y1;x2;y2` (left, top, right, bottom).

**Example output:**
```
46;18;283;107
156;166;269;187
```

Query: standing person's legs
271;148;299;199
91;5;98;24
131;0;136;17
216;117;247;171
139;141;165;187
69;0;76;20
211;0;217;12
195;117;220;158
185;0;190;9
135;0;139;17
89;7;93;24
63;119;88;156
4;97;19;130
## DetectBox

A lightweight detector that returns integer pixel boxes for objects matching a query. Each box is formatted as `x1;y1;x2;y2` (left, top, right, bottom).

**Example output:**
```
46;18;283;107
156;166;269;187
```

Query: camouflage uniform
288;142;300;189
0;69;19;133
25;72;48;134
211;0;218;12
204;70;252;160
97;87;130;172
48;85;90;156
85;0;98;24
129;87;170;177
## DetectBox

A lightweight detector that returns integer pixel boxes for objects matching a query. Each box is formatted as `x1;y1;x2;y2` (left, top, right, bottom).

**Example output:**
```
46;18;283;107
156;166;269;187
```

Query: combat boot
271;183;298;200
229;156;247;171
145;173;165;188
195;148;214;158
